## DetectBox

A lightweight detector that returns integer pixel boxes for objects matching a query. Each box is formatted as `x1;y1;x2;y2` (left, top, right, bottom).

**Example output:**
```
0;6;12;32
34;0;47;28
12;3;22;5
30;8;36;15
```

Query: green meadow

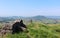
0;22;60;38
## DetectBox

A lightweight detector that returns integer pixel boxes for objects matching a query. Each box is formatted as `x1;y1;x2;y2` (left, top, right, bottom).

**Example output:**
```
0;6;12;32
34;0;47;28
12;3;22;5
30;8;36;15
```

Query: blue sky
0;0;60;17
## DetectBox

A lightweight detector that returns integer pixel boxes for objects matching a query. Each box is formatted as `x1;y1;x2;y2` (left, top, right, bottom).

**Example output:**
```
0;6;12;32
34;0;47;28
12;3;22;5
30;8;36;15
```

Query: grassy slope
0;22;60;38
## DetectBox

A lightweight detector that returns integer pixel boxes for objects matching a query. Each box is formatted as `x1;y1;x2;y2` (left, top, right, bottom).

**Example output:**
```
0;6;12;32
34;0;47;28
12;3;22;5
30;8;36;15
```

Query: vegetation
0;22;60;38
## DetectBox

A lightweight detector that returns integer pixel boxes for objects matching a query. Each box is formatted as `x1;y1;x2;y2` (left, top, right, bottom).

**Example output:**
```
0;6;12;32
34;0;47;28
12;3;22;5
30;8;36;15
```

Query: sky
0;0;60;17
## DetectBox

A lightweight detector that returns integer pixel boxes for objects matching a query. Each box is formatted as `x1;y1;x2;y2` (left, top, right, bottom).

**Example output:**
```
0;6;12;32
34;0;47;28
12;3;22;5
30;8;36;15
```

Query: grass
0;22;60;38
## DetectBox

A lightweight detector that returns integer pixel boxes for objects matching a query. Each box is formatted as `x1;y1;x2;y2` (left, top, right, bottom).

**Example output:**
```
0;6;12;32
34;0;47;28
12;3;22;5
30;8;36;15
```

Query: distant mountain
29;15;47;20
0;15;60;24
0;15;60;21
0;15;47;22
46;16;60;20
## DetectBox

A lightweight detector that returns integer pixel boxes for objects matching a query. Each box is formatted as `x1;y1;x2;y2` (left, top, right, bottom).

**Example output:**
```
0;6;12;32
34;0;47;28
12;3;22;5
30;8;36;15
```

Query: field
0;21;60;38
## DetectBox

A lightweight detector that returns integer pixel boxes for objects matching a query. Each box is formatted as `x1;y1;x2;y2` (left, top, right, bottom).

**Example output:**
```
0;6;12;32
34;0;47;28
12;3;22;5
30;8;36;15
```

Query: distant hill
0;15;60;24
31;15;47;20
0;15;46;22
46;16;60;20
